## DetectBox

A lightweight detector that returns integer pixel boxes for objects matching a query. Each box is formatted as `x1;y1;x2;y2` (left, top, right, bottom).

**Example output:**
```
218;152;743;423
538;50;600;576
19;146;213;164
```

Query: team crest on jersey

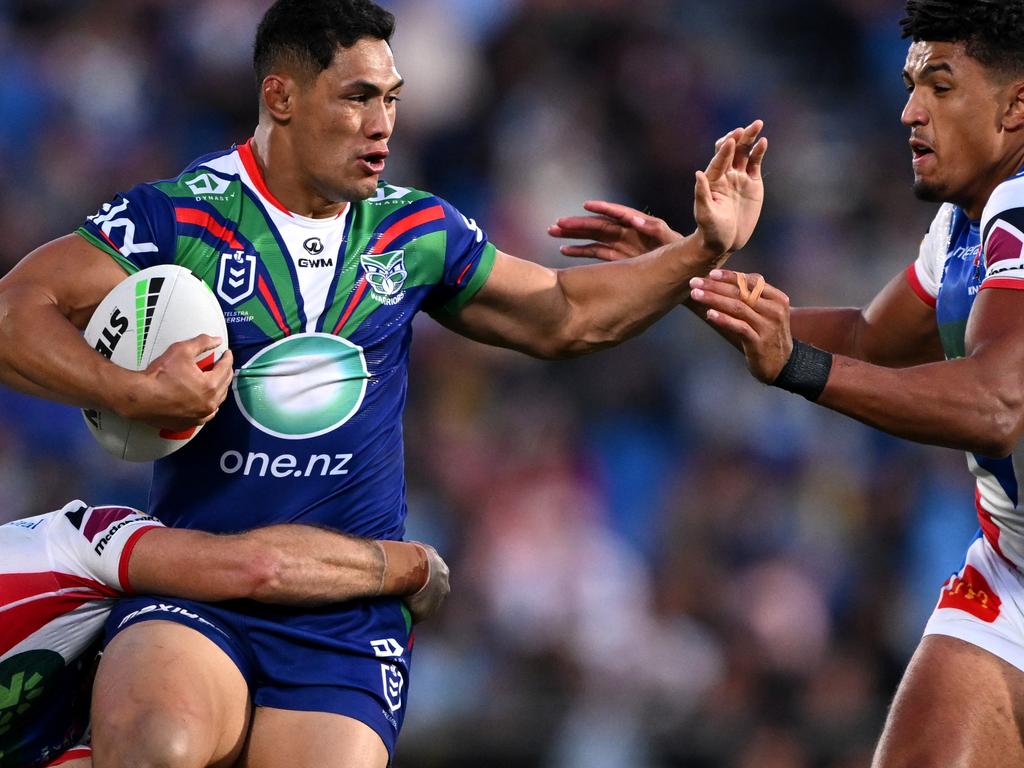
360;250;407;306
217;250;256;306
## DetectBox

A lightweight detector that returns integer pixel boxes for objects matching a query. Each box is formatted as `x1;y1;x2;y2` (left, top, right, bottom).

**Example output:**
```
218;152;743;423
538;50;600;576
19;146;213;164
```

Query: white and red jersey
908;167;1024;570
0;500;161;768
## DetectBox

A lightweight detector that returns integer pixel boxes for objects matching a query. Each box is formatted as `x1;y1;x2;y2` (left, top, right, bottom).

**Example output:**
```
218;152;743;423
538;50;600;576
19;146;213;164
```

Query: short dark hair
901;0;1024;77
254;0;396;83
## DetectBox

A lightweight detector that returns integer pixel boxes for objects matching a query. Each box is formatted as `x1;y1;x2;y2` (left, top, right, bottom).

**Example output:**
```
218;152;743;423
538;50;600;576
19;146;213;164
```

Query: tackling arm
127;525;450;622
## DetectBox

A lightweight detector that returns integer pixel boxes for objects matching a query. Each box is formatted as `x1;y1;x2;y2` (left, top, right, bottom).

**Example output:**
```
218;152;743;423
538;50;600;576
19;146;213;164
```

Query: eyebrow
904;62;954;80
345;78;405;95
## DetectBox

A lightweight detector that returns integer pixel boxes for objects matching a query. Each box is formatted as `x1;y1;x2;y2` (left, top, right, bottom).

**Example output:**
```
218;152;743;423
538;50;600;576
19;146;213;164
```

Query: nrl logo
360;250;407;306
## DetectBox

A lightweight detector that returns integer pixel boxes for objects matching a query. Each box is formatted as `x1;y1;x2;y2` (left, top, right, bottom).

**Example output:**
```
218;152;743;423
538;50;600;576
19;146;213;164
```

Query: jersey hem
74;229;137;275
118;525;161;594
440;242;498;315
980;277;1024;292
905;263;937;308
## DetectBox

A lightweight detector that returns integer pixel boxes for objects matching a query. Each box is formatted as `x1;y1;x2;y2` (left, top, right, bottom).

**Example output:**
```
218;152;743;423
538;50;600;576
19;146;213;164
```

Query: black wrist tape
771;340;833;401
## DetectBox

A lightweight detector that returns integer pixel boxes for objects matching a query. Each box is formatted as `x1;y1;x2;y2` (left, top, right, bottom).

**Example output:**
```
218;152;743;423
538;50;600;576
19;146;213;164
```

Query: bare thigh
240;708;389;768
873;634;1024;768
91;621;251;768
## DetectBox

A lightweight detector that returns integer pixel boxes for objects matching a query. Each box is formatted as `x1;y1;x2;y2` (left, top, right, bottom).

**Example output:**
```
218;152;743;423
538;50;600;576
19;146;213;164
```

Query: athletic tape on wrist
771;339;833;401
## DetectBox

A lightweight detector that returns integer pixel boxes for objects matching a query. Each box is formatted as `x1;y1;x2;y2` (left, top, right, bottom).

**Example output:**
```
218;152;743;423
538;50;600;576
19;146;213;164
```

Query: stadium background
0;0;979;765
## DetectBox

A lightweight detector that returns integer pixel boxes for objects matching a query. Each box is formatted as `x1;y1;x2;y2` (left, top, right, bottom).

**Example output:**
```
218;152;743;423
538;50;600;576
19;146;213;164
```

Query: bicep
858;270;943;366
438;249;566;355
0;234;128;329
791;270;942;366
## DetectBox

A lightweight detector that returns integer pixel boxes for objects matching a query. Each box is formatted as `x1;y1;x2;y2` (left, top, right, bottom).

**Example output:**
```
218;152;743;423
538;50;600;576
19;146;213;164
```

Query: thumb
694;170;712;209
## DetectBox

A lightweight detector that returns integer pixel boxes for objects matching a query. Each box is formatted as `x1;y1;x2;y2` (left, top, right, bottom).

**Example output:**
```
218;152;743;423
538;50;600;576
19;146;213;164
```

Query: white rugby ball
82;265;228;462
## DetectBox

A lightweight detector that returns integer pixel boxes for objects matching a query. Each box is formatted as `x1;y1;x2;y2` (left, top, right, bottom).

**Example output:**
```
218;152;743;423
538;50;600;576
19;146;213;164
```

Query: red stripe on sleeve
118;525;161;594
981;277;1024;291
46;747;93;766
904;263;936;308
175;208;244;250
371;205;445;254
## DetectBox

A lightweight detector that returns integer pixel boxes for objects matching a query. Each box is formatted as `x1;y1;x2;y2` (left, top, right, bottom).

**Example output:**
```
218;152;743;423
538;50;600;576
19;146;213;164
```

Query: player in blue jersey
550;1;1024;764
0;1;767;766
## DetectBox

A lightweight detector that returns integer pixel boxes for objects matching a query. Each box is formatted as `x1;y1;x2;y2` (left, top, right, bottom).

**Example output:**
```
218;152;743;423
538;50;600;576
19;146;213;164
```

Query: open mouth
359;151;389;174
910;139;934;162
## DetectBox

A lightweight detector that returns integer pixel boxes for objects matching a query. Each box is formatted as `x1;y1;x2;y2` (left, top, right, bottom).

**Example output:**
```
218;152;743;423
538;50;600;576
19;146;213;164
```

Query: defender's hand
548;201;683;261
404;542;450;624
689;269;792;382
121;334;233;430
694;120;767;256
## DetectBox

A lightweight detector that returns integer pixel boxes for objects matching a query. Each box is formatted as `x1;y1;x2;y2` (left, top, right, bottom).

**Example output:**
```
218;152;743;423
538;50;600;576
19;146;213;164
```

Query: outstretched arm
440;121;767;359
128;525;451;623
689;269;1024;457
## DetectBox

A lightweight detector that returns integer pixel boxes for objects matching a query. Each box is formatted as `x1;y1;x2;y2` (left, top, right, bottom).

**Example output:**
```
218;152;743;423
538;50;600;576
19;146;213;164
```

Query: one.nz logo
359;250;407;306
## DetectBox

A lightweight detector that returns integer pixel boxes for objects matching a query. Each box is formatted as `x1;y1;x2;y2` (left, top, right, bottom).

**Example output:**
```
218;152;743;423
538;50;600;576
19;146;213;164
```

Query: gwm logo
233;333;369;439
303;237;324;255
360;250;407;306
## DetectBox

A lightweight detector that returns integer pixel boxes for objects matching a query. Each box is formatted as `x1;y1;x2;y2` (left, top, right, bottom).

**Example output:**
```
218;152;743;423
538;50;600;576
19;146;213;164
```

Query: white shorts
924;534;1024;671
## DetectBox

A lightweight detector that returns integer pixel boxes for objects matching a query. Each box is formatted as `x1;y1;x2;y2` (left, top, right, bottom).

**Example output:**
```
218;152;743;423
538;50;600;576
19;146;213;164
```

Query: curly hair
254;0;395;83
901;0;1024;76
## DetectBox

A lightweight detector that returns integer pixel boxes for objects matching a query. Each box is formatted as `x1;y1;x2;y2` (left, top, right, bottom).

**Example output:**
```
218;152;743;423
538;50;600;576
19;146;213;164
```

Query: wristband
377;540;430;596
771;340;833;401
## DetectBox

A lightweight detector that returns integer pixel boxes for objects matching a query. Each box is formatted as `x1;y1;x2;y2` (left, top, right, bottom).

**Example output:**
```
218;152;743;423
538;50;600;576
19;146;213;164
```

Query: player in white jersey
0;501;449;768
549;0;1024;764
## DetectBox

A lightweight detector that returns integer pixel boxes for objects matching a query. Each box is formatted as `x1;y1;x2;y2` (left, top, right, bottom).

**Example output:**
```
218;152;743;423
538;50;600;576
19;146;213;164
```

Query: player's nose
901;91;928;127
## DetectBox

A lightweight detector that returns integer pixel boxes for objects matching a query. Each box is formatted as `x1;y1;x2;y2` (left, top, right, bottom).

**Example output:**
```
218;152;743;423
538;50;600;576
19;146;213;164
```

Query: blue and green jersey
78;140;496;539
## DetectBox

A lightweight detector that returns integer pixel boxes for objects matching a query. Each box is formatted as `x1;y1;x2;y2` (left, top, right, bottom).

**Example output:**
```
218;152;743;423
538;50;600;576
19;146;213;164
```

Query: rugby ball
82;265;228;462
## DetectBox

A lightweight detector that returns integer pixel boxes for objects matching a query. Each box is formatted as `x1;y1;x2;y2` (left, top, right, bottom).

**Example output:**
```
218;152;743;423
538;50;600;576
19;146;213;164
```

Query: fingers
705;137;736;181
734;272;766;306
548;217;625;242
713;120;767;175
581;200;647;224
177;333;224;356
558;243;631;262
747;137;768;180
697;268;784;304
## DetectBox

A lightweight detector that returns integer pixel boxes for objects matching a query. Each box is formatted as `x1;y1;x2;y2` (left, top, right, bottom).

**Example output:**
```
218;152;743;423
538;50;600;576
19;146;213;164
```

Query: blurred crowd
0;0;981;765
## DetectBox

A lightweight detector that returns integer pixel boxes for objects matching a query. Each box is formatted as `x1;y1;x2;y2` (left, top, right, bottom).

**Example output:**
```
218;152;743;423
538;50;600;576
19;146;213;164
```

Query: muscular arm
127;525;449;620
0;235;132;405
789;271;944;366
692;271;1024;458
439;236;722;359
0;234;232;427
816;287;1024;456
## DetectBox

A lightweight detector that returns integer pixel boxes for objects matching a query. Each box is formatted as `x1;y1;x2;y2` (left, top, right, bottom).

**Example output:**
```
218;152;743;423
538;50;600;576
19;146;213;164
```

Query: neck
963;145;1024;220
250;124;348;219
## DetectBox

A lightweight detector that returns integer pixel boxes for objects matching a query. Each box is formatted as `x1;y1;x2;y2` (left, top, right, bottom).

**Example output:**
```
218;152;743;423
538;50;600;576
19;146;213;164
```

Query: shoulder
982;171;1024;240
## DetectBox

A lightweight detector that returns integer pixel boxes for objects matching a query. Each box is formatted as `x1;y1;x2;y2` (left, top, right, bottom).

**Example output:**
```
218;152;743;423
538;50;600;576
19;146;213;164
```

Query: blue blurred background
0;0;980;765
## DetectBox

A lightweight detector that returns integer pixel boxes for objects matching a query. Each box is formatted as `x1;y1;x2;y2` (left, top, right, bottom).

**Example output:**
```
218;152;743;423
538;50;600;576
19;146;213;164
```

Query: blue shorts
104;596;414;758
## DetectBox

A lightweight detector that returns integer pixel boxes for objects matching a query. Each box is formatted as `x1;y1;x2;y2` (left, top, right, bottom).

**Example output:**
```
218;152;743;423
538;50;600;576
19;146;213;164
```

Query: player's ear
261;74;296;122
1002;79;1024;132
